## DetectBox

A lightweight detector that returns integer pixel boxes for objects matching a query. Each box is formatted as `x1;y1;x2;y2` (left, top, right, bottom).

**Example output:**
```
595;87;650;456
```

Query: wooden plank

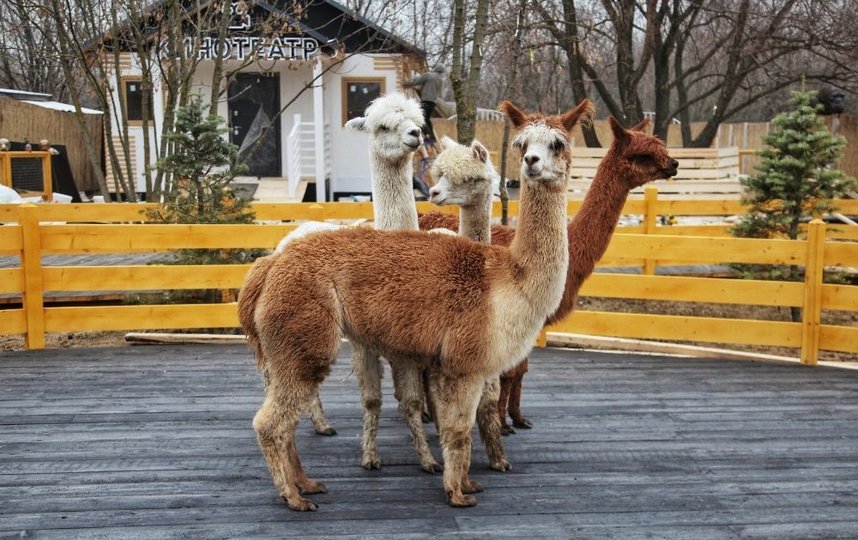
43;303;239;332
0;224;22;254
579;274;805;307
38;224;295;253
0;267;23;293
549;310;801;347
820;324;858;353
42;264;252;292
603;234;806;265
0;307;25;334
655;199;746;215
821;283;858;311
824;241;858;267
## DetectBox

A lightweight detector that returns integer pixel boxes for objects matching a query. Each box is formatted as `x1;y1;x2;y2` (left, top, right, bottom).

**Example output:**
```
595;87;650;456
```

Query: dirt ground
2;298;855;362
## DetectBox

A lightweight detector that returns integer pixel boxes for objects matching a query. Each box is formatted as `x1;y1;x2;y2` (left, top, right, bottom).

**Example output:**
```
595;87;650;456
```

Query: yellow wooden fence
1;190;856;364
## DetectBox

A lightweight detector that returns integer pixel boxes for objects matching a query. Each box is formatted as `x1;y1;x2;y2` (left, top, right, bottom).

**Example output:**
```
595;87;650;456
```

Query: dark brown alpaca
418;117;676;436
238;99;594;510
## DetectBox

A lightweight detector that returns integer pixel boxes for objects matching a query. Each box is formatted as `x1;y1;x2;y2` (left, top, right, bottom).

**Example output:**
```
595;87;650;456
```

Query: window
342;77;386;124
121;78;154;124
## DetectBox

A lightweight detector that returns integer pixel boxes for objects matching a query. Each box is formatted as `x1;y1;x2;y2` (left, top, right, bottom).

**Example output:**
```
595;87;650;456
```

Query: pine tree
149;95;261;309
153;94;252;229
732;90;856;243
731;89;856;320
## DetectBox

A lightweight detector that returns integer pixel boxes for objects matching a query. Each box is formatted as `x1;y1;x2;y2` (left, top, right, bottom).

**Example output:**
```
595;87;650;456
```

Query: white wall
113;52;405;196
326;54;402;196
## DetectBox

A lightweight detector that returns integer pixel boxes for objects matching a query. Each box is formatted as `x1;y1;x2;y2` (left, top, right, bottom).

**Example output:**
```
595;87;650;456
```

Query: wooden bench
569;146;743;199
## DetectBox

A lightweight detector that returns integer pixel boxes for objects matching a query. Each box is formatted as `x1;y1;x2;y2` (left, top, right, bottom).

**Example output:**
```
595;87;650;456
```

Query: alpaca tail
238;255;277;369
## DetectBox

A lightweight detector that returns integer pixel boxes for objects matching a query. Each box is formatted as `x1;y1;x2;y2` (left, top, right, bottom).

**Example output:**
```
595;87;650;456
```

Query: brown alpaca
418;117;677;435
237;99;593;510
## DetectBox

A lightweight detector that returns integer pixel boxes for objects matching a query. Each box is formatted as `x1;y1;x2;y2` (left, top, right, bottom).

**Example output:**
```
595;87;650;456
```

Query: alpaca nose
524;155;540;167
670;159;679;169
408;129;421;138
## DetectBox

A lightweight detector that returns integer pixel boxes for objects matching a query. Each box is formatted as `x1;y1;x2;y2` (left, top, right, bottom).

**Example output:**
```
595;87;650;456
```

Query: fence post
41;152;53;201
309;203;325;222
19;204;46;349
800;219;825;366
643;186;658;275
0;153;11;187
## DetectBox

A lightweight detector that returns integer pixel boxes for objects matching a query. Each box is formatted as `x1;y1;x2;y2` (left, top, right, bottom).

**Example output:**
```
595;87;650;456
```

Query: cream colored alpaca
238;99;593;510
424;136;510;471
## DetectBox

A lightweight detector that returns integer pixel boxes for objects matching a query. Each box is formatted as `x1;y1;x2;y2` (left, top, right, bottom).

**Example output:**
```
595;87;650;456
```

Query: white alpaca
238;99;593;510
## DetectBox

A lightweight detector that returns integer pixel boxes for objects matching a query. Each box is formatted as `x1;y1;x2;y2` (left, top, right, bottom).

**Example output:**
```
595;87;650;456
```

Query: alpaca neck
371;153;418;231
548;150;634;324
458;192;493;244
509;178;569;311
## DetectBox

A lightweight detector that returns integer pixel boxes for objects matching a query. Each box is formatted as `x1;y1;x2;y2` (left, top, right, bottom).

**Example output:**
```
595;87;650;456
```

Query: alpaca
281;92;447;473
419;117;678;436
421;136;511;471
237;99;593;510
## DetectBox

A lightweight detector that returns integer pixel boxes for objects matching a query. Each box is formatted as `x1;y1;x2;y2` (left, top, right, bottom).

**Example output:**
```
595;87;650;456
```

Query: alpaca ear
608;116;630;143
631;117;650;132
560;98;595;132
499;100;527;129
471;141;489;163
440;136;458;150
345;117;368;132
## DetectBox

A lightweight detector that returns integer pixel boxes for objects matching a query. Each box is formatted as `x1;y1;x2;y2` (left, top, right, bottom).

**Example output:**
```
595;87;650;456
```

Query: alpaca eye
379;125;390;132
549;139;566;152
631;154;653;165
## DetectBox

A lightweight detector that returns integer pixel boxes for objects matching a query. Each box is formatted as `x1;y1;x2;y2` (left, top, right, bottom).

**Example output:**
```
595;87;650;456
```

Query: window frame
120;76;155;126
341;77;386;125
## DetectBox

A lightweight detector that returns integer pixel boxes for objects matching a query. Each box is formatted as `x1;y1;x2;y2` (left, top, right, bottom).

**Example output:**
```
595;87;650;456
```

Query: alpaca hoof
512;417;532;429
490;459;512;472
315;426;337;436
283;495;318;511
420;461;443;474
362;458;382;471
421;411;433;423
462;479;483;494
447;492;477;507
501;425;515;436
300;481;327;495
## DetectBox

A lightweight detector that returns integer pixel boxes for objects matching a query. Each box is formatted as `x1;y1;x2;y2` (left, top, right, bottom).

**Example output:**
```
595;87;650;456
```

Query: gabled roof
103;0;424;57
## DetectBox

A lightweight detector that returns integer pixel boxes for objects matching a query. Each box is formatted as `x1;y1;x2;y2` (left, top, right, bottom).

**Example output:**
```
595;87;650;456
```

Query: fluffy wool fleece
430;138;491;186
363;92;424;132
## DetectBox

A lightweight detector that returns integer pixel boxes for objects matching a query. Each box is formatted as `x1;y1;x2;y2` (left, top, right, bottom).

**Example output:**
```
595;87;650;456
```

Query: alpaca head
501;99;594;187
427;136;498;208
345;92;424;161
607;116;679;189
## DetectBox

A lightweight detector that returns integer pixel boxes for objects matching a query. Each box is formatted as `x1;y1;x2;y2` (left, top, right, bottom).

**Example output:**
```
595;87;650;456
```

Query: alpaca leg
510;358;532;429
497;376;514;435
254;389;319;511
476;377;511;472
285;437;327;494
306;391;336;436
352;342;384;470
432;373;484;507
391;361;441;473
421;369;436;424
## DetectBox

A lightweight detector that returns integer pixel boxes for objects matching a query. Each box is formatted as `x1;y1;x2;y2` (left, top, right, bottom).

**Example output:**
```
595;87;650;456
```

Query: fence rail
1;189;856;363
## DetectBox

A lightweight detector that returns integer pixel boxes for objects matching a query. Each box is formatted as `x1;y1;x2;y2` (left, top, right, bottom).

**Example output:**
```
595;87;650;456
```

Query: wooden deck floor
2;343;857;539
